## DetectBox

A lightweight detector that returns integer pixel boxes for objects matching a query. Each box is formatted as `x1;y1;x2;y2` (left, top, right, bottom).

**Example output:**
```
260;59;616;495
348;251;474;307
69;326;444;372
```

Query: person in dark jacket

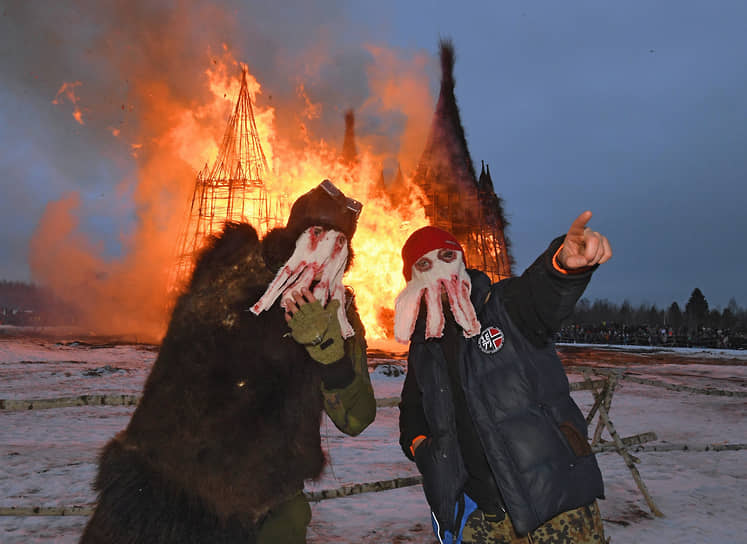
80;180;376;544
396;211;611;544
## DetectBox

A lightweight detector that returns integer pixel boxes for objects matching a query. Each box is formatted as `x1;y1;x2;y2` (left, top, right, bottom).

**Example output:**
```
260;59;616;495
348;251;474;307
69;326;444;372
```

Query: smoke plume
1;0;436;340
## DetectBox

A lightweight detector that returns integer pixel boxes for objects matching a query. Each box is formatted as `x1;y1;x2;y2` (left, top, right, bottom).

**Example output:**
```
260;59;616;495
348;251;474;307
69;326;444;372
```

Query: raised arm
500;211;612;347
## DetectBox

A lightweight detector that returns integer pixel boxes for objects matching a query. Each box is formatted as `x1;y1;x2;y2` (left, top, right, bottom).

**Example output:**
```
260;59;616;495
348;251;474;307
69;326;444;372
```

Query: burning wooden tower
411;40;513;281
173;68;285;287
340;108;359;168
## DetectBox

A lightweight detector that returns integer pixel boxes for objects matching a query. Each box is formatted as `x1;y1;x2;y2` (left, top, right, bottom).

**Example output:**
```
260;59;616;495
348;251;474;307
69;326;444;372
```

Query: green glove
288;299;345;364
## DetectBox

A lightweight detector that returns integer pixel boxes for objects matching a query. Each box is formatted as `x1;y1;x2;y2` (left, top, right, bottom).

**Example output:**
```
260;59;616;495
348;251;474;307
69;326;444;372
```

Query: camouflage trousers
462;501;607;544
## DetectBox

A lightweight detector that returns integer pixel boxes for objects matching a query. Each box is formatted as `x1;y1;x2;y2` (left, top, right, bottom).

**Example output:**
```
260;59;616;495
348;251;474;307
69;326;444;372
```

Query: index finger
567;210;593;239
301;286;317;304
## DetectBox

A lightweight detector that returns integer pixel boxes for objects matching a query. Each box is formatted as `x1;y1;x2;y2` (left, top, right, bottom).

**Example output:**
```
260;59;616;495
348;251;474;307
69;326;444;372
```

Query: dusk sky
1;0;746;313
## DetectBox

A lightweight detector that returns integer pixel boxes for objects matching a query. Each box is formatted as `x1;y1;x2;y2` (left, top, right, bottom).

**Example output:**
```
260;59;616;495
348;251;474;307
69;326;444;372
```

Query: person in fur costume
80;180;376;544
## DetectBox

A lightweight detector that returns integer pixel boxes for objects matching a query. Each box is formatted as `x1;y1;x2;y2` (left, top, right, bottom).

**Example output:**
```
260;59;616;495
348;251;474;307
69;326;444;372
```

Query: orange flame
32;42;435;343
178;54;432;339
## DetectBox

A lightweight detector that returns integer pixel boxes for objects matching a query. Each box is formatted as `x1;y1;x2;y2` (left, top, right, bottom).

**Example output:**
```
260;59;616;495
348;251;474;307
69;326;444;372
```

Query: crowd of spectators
556;323;746;349
0;306;41;326
0;281;79;327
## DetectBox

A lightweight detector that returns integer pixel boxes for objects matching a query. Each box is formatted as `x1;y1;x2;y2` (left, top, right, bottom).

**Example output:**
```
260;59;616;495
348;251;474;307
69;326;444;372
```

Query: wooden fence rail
0;379;614;412
2;364;742;520
2;442;744;517
621;374;747;397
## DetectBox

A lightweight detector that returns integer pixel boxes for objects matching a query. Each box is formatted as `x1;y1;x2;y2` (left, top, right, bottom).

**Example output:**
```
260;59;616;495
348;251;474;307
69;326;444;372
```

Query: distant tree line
2;280;745;349
559;288;747;349
0;280;79;326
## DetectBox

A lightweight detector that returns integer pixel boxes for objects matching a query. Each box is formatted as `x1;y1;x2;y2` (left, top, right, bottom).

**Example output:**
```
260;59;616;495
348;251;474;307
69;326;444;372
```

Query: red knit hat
401;226;465;281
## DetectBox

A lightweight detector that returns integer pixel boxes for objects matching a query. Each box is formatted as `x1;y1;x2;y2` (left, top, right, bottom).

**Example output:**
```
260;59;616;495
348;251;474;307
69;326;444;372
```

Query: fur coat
81;223;332;543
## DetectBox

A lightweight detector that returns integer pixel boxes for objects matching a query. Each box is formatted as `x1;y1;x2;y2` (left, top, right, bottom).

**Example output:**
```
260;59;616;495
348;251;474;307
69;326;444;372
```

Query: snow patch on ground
0;339;745;543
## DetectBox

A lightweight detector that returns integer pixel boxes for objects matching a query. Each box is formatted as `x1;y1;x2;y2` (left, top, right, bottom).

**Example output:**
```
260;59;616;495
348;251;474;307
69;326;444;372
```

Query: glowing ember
52;81;84;125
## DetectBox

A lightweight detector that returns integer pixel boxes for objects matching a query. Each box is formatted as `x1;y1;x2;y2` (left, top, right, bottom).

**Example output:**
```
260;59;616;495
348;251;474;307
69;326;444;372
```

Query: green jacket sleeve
321;296;376;436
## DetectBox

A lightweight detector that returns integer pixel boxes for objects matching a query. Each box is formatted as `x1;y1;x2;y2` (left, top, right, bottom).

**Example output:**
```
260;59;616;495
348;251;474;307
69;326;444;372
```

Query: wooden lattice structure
411;40;513;282
172;68;286;288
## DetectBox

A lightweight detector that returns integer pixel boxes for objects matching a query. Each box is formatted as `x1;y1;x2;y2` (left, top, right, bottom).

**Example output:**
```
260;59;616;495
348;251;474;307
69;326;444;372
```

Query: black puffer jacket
399;236;605;536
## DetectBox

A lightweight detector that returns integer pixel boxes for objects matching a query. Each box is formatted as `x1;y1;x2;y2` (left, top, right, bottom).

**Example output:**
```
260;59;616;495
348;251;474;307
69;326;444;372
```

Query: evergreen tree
620;300;633;326
722;306;736;330
575;297;591;314
685;288;709;328
647;304;661;327
667;302;683;330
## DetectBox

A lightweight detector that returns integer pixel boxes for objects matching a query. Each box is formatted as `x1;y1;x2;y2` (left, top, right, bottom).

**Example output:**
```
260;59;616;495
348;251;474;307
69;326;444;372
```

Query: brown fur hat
262;180;360;272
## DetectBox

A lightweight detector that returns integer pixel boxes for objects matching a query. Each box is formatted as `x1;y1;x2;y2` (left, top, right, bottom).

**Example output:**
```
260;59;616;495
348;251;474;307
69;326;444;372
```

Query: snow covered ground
0;338;745;543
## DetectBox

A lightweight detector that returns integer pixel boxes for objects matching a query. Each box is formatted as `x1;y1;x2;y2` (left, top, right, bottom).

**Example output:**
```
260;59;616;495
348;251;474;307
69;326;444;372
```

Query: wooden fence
1;366;744;517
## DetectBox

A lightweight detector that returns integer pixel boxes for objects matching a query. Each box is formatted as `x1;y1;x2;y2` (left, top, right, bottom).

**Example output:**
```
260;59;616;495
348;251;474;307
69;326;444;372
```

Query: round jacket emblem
478;326;504;354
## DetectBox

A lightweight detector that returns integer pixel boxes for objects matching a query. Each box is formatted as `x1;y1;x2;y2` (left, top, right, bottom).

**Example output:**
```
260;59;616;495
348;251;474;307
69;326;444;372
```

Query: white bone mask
394;248;481;343
251;227;354;339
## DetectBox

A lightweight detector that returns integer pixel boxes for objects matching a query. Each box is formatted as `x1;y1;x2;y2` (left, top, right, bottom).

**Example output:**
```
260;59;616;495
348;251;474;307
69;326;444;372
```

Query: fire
36;40;435;343
177;55;431;339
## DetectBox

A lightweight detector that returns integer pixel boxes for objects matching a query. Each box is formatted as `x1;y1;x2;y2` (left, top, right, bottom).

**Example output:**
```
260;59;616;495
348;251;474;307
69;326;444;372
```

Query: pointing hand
557;211;613;270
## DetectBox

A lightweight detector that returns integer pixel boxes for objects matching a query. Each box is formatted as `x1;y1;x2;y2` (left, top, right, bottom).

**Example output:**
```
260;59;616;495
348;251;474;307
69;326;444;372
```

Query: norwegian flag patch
478;326;505;354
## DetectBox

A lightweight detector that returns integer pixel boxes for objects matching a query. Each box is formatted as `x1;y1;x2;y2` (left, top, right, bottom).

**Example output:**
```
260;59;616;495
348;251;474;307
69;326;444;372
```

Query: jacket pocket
414;438;436;481
414;439;460;534
559;421;592;456
538;405;581;460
